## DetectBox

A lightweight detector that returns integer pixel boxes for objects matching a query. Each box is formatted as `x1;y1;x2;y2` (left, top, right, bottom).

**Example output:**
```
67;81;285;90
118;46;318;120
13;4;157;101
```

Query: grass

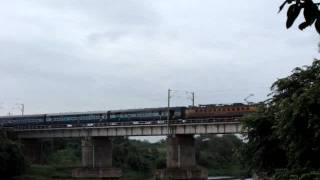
16;165;155;180
15;165;77;180
207;164;247;178
120;169;153;180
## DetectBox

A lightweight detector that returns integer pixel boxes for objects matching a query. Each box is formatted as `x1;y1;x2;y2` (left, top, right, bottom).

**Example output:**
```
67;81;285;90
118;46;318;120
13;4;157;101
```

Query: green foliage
240;105;287;174
47;148;80;167
17;136;248;179
241;60;320;177
0;132;27;178
271;60;320;169
300;171;320;180
196;135;246;177
279;0;320;33
19;165;74;180
112;137;166;173
273;169;320;180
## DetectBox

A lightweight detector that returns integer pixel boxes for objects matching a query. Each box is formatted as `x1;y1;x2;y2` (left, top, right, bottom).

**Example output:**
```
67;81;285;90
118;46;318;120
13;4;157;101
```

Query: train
0;103;256;128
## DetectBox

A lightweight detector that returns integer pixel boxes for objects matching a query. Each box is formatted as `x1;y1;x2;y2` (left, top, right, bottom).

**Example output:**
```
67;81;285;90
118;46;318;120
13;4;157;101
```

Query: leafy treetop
279;0;320;34
241;59;320;176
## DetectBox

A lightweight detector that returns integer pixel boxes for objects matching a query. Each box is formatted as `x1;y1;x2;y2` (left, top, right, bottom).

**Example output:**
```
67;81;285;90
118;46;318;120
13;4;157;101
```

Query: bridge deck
11;119;243;138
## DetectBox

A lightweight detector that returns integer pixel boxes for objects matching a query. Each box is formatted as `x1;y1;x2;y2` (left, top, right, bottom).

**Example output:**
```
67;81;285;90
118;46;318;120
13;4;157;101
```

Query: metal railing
6;117;241;131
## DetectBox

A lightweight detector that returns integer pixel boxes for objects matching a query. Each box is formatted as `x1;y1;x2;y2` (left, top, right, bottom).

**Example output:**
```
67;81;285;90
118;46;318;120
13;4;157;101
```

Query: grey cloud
0;0;318;116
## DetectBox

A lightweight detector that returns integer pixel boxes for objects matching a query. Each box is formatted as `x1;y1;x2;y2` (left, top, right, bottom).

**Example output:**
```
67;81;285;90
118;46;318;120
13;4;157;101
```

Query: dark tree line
241;60;320;179
0;132;27;179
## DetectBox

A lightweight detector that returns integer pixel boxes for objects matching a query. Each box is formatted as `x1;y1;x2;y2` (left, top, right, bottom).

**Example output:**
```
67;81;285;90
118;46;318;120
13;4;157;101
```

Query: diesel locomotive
0;103;255;128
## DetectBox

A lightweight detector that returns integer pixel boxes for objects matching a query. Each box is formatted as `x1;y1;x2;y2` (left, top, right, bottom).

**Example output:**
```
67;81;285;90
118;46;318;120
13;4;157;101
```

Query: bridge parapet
14;121;242;139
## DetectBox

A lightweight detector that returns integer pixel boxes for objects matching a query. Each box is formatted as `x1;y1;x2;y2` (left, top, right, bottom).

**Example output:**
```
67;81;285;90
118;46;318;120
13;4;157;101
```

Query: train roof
198;103;253;107
0;106;186;118
109;106;184;113
0;114;46;119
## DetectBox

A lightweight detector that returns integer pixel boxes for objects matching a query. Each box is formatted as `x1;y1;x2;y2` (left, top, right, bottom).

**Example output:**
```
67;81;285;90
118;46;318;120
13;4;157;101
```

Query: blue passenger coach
0;107;185;128
0;114;46;127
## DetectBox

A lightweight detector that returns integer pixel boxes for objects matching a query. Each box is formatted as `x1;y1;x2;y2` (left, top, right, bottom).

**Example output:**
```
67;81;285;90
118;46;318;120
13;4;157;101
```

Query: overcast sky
0;0;319;116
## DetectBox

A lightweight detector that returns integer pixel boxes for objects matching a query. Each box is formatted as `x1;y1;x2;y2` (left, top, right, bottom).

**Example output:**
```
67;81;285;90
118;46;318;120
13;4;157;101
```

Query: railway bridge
9;117;243;180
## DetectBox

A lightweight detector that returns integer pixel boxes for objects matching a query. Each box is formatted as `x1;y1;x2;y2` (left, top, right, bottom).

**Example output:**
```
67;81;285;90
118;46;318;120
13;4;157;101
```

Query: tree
0;133;27;178
196;135;246;177
241;60;320;176
240;105;287;175
279;0;320;34
271;60;320;169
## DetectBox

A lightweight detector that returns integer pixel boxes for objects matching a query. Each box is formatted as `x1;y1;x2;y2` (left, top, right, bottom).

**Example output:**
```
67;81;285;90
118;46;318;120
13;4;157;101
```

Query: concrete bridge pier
72;137;121;178
156;134;207;180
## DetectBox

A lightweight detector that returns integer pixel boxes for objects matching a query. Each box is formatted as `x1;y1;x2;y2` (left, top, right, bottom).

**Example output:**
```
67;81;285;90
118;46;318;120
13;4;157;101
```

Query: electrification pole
167;89;171;135
167;89;195;134
15;103;24;116
191;92;195;107
21;104;24;116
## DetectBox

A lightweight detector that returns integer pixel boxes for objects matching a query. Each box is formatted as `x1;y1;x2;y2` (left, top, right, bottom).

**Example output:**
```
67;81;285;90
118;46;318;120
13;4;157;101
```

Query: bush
0;135;27;178
47;148;80;167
